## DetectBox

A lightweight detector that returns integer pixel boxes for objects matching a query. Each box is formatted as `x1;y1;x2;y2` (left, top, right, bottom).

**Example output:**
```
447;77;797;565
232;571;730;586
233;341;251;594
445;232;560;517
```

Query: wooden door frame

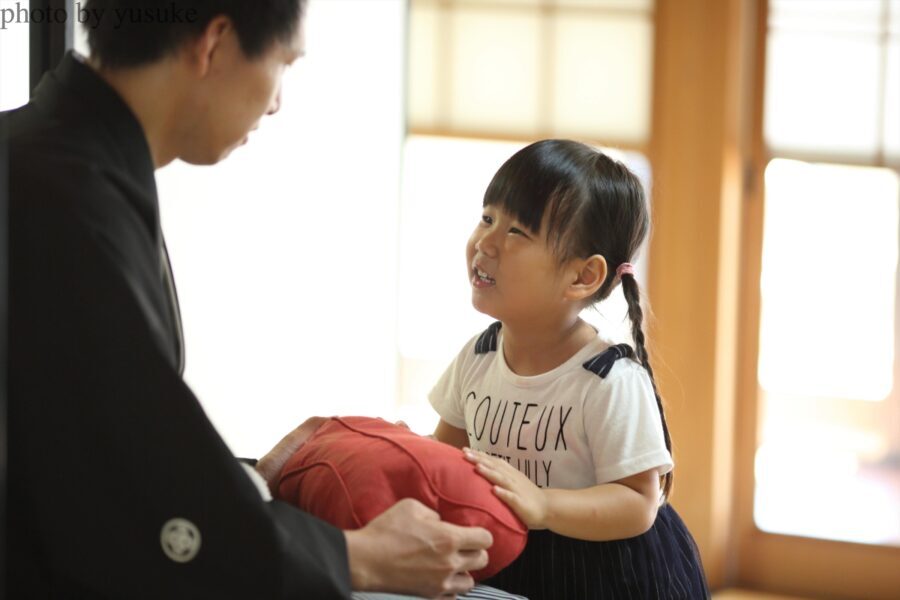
651;0;900;597
731;1;900;597
648;0;757;587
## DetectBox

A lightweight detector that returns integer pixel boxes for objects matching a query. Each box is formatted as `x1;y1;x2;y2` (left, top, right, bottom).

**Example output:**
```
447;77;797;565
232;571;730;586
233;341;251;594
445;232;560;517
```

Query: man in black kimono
4;1;492;598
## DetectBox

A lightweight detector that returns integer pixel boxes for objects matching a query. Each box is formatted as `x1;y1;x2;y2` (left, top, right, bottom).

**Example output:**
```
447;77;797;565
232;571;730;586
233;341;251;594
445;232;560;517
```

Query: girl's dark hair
84;0;307;69
484;139;673;501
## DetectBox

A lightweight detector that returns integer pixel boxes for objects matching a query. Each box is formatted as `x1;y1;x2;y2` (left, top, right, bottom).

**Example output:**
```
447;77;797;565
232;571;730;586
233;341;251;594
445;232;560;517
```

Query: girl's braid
621;272;673;502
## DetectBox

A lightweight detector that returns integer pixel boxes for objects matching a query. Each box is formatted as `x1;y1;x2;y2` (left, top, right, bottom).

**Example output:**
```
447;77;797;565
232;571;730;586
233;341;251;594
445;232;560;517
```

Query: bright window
758;159;899;401
755;0;900;547
0;0;30;111
407;0;655;144
755;159;900;545
764;0;899;163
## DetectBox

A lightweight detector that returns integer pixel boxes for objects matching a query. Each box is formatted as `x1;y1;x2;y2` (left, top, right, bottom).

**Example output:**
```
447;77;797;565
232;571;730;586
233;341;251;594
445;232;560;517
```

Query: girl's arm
465;450;660;541
542;470;660;540
433;419;470;449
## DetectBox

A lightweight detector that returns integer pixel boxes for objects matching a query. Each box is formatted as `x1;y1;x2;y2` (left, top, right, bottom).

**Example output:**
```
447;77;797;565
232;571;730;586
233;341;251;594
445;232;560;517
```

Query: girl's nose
474;230;498;257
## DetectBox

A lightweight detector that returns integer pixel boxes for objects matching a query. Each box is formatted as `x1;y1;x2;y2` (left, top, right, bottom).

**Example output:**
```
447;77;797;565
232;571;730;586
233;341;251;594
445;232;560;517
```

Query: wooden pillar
648;0;757;588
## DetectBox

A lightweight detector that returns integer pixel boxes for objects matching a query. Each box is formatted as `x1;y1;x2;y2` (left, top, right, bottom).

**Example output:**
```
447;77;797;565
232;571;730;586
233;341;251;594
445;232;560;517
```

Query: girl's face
466;205;574;324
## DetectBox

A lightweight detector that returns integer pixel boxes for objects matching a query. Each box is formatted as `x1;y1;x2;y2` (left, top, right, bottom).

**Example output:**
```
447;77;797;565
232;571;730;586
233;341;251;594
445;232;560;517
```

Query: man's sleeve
10;168;352;598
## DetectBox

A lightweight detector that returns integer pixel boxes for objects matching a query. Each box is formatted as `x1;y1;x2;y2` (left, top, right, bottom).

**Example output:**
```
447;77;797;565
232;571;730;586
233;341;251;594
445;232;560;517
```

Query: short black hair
84;0;306;69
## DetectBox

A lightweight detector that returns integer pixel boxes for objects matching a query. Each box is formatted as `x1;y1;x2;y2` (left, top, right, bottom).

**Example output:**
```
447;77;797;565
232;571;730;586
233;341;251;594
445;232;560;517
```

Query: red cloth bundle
276;416;527;580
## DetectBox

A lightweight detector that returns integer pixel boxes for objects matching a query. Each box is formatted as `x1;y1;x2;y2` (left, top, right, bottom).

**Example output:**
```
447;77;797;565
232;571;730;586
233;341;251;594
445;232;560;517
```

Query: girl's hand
463;448;549;529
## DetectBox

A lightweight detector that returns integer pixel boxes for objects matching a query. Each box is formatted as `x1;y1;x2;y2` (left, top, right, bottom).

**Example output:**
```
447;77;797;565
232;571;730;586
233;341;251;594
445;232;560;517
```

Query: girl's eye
509;227;524;235
481;215;493;226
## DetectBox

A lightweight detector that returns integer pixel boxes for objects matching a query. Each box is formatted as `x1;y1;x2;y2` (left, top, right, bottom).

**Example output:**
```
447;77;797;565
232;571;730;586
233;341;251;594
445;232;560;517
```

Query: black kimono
5;52;352;598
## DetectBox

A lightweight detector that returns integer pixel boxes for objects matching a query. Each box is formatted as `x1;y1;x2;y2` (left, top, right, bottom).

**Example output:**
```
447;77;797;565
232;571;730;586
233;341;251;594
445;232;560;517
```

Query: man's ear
564;254;607;301
185;15;234;78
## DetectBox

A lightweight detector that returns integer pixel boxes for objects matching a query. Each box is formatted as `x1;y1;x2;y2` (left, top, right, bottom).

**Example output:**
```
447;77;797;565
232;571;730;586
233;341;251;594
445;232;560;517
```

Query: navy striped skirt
484;503;709;599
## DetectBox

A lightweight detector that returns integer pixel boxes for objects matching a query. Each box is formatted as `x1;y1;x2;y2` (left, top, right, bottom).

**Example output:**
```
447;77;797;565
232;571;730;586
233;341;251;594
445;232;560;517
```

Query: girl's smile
471;264;496;287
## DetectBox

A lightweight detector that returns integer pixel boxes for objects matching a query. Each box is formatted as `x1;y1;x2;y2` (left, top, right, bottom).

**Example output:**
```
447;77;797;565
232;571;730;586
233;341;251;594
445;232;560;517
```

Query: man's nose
267;86;283;116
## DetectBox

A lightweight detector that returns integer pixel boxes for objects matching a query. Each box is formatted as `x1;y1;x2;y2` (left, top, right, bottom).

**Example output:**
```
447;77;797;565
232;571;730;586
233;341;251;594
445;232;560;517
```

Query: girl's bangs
482;146;570;235
482;142;586;259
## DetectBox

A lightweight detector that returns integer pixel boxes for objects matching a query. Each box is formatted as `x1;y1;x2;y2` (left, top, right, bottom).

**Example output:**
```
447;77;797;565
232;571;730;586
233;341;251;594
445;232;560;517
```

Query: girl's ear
565;254;607;301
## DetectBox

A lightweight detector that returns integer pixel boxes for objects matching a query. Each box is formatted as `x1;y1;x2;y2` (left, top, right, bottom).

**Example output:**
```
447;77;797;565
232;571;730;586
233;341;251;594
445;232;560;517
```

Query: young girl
429;140;709;599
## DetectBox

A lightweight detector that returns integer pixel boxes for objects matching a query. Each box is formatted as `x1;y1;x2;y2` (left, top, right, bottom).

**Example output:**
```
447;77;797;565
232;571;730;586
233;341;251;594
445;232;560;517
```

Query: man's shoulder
10;139;125;226
7;102;106;173
9;108;152;221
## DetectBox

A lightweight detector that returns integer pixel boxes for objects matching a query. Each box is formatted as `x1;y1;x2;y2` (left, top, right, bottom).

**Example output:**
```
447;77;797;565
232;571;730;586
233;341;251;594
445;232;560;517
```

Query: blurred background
2;0;898;597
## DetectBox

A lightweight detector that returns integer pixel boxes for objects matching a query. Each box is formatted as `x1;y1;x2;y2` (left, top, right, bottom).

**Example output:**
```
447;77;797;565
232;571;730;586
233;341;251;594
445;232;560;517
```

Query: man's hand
464;448;548;529
344;498;493;598
255;416;328;495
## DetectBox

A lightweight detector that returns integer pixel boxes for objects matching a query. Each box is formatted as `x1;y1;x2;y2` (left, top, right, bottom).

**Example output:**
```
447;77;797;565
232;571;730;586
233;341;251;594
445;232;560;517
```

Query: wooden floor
714;590;809;600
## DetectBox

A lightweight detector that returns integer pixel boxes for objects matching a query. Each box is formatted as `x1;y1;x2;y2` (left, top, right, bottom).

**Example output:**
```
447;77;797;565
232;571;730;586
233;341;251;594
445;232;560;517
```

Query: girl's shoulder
456;320;504;359
580;341;652;388
471;321;503;356
446;321;503;370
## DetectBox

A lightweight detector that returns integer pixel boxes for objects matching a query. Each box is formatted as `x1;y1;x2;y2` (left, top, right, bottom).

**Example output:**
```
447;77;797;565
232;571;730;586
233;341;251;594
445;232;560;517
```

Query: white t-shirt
429;323;673;490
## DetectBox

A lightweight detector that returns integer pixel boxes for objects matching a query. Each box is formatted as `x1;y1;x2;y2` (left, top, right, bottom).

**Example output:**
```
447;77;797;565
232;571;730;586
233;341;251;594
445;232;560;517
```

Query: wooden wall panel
648;0;756;587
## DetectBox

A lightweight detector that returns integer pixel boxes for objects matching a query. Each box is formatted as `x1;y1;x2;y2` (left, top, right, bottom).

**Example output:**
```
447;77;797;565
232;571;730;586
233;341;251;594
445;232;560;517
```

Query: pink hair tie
616;262;635;278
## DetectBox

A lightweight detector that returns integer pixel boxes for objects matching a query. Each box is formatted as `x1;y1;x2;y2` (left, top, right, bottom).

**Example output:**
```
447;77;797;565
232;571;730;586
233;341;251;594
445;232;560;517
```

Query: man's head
85;0;307;165
85;0;306;70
